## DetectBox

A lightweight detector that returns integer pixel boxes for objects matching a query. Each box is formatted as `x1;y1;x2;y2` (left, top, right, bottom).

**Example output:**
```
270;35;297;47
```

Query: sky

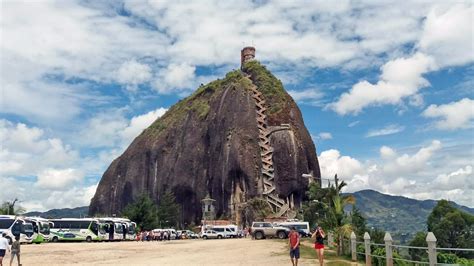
1;0;473;211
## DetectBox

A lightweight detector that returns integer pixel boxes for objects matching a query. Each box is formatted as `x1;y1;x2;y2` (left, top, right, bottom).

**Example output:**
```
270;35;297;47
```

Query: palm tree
323;177;355;255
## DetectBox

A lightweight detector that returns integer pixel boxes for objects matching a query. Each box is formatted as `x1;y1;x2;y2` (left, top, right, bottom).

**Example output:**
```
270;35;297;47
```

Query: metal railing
349;231;474;266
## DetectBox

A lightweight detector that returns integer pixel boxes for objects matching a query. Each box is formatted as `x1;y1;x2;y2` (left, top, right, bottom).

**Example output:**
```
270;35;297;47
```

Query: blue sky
1;0;473;210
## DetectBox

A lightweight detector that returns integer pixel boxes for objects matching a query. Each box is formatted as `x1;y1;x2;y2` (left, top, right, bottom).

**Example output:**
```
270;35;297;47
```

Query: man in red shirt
288;226;300;266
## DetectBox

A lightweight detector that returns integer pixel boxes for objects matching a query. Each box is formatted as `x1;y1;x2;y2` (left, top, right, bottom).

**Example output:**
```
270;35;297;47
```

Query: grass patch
144;69;248;137
241;60;288;116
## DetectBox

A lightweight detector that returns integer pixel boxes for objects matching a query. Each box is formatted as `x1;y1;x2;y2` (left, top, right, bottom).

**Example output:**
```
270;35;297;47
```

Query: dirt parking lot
6;238;319;266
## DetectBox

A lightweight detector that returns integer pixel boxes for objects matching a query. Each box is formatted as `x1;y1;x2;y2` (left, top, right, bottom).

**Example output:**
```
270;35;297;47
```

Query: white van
277;221;310;237
211;226;236;238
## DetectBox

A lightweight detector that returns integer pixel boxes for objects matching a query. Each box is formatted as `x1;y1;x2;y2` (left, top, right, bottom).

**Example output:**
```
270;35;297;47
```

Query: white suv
201;230;225;239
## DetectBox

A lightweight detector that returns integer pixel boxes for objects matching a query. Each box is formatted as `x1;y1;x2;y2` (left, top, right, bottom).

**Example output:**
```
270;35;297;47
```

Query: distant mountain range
347;189;474;243
24;206;89;218
24;190;473;243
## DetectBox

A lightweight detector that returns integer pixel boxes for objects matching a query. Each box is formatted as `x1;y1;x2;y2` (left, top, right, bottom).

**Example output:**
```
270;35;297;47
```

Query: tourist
9;236;20;266
312;226;325;266
0;233;10;266
288;227;300;266
163;230;168;241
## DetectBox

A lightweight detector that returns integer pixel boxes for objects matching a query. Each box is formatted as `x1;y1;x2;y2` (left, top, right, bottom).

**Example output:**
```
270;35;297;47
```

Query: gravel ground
6;238;318;266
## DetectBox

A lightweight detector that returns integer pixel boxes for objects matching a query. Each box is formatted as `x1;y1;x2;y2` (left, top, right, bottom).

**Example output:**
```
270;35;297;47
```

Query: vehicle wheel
277;231;287;239
6;237;12;245
86;236;92;242
203;236;208;240
217;235;222;239
255;231;264;240
51;236;59;243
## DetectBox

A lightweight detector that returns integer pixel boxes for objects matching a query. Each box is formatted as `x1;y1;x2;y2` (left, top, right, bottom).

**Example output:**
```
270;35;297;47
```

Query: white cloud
419;4;474;67
0;175;96;211
117;60;153;92
330;3;473;115
366;124;405;137
0;120;80;176
121;108;168;144
321;140;474;206
379;146;397;159
318;132;333;140
36;168;84;189
80;107;168;149
433;165;473;191
1;0;168;122
330;53;437;115
348;121;360;127
288;88;325;106
422;98;474;130
382;140;442;176
153;63;196;94
318;149;364;180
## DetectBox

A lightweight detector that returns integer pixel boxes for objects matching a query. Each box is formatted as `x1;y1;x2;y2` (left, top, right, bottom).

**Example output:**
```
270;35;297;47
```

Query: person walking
0;233;11;266
9;236;20;266
288;227;300;266
312;226;325;266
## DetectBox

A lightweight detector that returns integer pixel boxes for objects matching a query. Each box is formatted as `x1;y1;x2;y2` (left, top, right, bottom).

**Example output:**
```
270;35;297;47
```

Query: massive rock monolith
89;58;320;225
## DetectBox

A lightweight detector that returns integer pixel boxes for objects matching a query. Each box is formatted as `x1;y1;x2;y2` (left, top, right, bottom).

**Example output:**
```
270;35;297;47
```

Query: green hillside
347;190;474;243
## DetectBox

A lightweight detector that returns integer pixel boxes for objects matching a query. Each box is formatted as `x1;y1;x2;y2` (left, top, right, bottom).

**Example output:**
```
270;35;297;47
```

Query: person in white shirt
0;233;11;266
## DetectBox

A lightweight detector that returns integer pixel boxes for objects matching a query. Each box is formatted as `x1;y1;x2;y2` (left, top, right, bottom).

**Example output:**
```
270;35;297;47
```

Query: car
180;230;198;239
251;222;290;240
201;230;225;240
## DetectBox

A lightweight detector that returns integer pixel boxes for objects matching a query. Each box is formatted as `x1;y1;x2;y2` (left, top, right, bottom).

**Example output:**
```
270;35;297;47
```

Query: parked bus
97;218;127;241
50;218;104;242
25;217;52;244
0;215;35;244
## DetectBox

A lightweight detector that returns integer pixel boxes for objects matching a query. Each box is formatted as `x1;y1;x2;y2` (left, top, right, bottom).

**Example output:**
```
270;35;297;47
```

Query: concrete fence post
328;231;334;248
384;232;393;266
426;232;437;266
350;232;357;261
364;232;372;266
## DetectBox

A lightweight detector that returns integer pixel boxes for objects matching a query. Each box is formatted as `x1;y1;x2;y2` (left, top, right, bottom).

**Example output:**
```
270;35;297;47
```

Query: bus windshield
0;219;14;229
40;222;50;234
22;223;34;233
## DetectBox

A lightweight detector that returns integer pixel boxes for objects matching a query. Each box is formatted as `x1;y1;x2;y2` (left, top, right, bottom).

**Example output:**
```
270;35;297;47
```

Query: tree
351;207;367;239
122;194;158;231
0;199;25;215
243;198;272;222
368;227;385;244
426;200;474;259
409;232;428;262
156;191;180;228
302;177;356;255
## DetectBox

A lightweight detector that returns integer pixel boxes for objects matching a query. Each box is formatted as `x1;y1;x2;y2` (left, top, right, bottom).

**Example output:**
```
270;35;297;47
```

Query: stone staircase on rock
244;74;293;218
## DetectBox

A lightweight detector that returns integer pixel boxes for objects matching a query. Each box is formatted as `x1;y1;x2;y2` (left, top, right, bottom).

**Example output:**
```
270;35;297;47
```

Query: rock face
89;61;320;225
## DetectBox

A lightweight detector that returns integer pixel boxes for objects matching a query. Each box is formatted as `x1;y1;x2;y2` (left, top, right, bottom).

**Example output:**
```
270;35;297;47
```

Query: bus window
0;219;14;229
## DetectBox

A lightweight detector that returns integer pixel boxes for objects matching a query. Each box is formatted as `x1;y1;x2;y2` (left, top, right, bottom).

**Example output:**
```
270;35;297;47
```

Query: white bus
50;218;104;242
0;215;35;244
97;218;127;241
25;217;52;244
